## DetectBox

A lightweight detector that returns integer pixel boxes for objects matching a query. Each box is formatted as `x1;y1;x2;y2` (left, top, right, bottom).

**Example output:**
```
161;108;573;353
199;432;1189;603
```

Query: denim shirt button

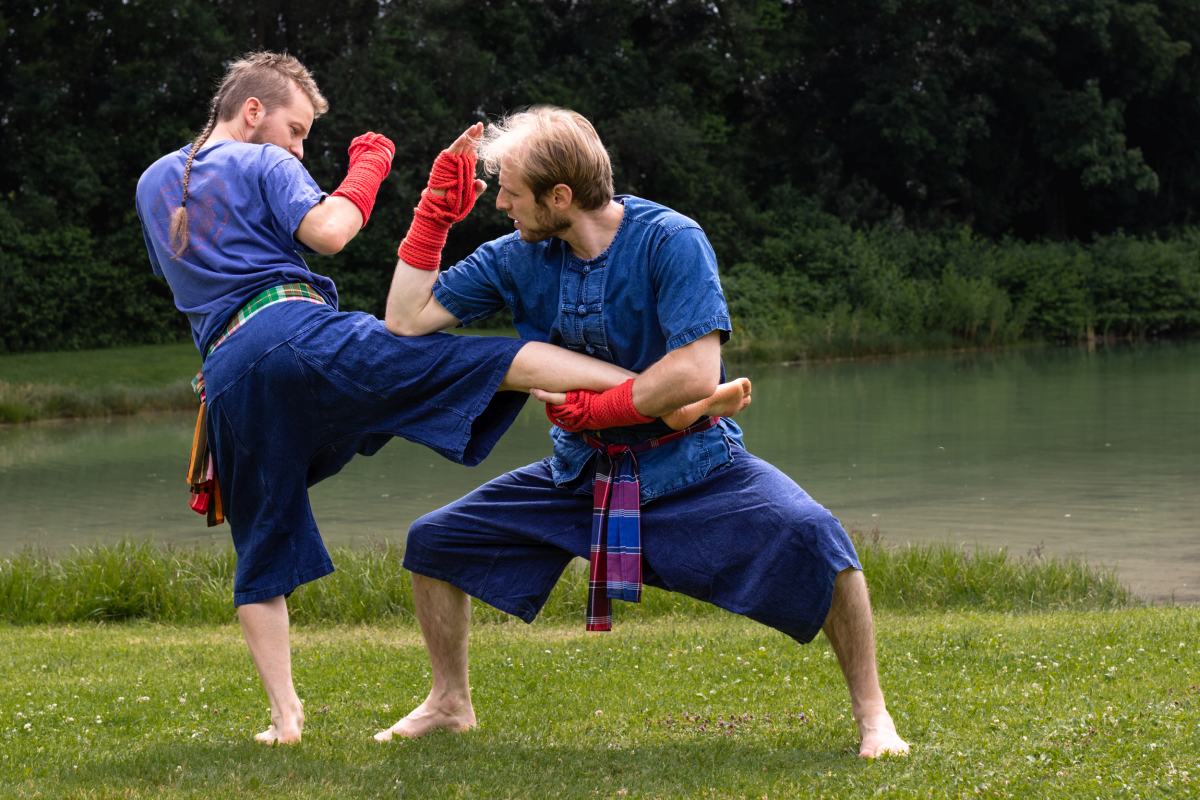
576;304;587;314
582;265;590;273
585;345;595;354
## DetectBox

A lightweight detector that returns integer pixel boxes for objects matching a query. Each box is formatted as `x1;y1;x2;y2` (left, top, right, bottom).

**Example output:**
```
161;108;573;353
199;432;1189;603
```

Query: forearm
384;257;452;335
629;333;722;418
501;342;634;393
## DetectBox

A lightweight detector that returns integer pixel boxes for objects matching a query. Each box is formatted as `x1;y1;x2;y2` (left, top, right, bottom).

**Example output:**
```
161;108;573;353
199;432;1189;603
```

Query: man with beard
380;107;907;758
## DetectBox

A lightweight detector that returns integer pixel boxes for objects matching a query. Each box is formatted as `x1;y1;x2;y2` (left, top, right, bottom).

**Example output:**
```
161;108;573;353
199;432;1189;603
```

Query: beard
519;203;572;242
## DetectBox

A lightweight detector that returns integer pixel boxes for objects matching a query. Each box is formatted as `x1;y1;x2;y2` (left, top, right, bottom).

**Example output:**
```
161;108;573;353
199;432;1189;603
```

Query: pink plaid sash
581;416;721;631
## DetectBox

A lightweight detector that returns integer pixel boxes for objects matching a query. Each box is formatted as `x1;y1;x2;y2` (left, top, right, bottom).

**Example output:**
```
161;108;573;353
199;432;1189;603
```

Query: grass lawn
2;610;1196;799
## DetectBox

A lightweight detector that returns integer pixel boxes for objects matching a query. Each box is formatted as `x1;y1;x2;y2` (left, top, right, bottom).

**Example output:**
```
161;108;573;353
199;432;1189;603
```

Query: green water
1;344;1196;601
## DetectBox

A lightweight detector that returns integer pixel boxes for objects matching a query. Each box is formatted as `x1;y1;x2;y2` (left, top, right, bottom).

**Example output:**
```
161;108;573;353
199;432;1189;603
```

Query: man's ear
549;183;573;210
242;97;265;129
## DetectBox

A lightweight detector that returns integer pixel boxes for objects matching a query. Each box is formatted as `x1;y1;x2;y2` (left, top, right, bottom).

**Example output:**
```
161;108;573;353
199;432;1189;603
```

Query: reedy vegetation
0;535;1130;626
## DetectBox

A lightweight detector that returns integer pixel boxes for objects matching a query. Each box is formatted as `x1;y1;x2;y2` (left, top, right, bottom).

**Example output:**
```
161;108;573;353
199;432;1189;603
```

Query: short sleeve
260;148;324;246
432;238;511;325
652;226;732;351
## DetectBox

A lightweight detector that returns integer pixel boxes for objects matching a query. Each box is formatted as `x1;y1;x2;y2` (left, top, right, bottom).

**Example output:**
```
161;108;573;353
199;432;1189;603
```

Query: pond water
1;343;1196;602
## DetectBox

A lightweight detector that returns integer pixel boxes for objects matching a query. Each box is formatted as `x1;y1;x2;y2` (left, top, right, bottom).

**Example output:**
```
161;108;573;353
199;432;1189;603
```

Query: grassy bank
0;535;1131;625
0;330;529;423
1;610;1196;798
0;343;199;423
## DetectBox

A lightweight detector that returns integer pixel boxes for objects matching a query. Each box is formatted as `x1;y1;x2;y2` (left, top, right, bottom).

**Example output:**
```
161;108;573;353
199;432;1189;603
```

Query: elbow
307;218;354;255
384;314;422;337
687;373;720;403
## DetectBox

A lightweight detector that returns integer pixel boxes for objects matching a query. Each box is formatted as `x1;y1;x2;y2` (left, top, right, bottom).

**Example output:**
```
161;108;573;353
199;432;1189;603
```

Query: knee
406;511;443;553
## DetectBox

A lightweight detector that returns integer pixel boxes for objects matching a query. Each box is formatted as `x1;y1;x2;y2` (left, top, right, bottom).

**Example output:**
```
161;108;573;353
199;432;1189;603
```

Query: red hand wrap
330;132;395;227
545;379;655;432
398;149;480;271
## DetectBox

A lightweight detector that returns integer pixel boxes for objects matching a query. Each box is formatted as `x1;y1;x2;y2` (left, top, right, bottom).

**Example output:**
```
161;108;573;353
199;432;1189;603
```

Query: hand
530;388;567;405
347;132;395;165
330;131;395;227
428;123;487;200
398;123;487;269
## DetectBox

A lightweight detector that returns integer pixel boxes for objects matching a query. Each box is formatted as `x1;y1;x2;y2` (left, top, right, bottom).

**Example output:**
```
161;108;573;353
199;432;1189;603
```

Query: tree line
2;0;1199;354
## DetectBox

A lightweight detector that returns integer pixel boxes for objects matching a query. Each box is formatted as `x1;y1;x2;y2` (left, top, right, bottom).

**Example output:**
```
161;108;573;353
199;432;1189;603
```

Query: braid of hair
168;100;219;259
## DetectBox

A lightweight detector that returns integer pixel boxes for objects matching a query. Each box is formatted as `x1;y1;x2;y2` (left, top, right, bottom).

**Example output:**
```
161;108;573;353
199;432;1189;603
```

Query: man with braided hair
136;54;742;746
382;107;908;758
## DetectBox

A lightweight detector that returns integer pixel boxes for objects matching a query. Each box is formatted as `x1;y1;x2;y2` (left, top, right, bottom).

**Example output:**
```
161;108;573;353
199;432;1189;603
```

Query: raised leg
375;574;477;741
821;569;909;758
237;596;304;745
501;341;633;393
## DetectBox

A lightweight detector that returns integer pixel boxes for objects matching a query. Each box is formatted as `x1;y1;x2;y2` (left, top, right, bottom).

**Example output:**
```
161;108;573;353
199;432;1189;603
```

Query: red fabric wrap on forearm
330;132;395;227
398;149;479;271
545;378;656;432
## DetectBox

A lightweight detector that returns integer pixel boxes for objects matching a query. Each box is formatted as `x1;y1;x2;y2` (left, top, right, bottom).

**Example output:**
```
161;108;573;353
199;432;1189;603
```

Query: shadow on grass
56;735;859;797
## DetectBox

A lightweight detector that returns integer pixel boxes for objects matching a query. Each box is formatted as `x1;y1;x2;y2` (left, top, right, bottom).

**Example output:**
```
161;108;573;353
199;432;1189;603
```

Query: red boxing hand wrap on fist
330;132;395;227
545;379;656;433
398;149;480;271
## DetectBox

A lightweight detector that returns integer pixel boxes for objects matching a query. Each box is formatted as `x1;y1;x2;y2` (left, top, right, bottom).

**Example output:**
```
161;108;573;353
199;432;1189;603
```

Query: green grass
0;332;524;423
0;535;1131;625
1;610;1196;799
0;343;200;423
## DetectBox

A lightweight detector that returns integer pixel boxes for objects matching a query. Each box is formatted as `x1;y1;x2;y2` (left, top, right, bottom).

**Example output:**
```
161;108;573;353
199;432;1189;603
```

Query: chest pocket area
557;260;611;359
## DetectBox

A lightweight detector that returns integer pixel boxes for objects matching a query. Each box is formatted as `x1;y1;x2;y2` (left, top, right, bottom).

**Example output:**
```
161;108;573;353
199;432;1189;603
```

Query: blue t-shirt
135;140;338;353
433;195;743;501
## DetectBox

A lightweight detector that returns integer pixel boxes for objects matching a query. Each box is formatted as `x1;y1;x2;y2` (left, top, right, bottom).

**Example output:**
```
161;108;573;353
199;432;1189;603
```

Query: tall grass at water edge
0;343;199;423
0;533;1131;625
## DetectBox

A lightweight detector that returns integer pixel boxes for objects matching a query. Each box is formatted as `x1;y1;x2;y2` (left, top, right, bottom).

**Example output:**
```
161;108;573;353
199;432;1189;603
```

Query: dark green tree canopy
2;0;1198;352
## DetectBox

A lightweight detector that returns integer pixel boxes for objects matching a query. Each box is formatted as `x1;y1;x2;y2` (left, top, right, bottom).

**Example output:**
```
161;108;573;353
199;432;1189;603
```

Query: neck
204;120;248;148
561;200;624;260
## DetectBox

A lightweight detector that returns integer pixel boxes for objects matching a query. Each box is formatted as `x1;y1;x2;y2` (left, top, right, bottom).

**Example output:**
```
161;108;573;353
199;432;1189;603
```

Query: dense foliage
2;0;1199;353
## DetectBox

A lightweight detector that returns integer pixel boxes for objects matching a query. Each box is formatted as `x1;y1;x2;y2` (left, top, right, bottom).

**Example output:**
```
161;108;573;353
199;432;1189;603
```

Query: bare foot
251;701;303;745
662;377;752;430
857;710;909;758
253;720;302;746
373;698;477;742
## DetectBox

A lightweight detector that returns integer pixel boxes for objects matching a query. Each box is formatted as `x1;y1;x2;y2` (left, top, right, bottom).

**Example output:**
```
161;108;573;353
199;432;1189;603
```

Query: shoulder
469;230;557;269
137;147;186;188
620;195;705;238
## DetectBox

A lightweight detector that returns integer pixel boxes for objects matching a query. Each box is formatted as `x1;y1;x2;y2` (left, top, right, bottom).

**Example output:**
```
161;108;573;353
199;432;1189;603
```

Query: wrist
397;196;453;270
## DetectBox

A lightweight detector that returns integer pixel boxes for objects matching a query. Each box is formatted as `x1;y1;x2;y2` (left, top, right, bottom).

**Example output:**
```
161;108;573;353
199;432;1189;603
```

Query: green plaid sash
205;282;327;357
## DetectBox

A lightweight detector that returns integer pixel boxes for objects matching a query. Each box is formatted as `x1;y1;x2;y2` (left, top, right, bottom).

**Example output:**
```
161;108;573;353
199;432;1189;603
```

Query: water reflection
1;343;1197;602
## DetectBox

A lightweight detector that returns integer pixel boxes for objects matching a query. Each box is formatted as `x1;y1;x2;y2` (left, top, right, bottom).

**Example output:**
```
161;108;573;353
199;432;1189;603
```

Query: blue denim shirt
136;141;337;353
433;195;743;502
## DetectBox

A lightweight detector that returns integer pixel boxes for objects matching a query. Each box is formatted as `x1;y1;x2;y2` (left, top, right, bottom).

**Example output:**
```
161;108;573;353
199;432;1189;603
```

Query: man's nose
291;144;304;160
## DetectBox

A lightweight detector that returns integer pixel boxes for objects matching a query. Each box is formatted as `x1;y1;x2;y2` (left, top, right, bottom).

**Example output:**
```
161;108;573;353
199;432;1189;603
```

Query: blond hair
169;52;328;258
479;106;614;211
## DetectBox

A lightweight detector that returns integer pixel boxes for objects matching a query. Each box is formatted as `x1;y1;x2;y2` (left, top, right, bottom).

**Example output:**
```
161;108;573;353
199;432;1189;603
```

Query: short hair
170;52;327;258
213;51;329;121
480;106;614;211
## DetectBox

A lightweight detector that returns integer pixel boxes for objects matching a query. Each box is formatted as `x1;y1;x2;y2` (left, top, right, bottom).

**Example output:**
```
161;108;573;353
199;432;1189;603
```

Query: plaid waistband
205;282;327;357
580;415;721;632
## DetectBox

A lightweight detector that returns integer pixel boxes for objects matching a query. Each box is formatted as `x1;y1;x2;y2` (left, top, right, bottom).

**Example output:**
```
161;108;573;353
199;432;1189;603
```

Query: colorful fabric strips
186;373;224;527
582;416;720;631
186;283;327;526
